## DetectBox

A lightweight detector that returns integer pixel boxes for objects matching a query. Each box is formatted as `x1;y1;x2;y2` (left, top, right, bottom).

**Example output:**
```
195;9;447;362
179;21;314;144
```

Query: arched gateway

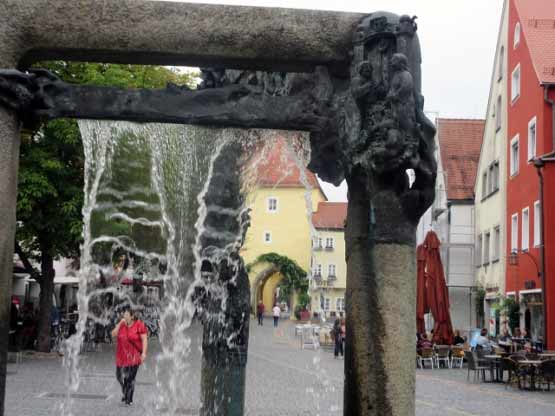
0;2;436;415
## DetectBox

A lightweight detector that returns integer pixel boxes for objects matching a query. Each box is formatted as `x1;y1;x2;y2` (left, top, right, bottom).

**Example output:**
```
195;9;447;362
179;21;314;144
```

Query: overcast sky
159;0;504;201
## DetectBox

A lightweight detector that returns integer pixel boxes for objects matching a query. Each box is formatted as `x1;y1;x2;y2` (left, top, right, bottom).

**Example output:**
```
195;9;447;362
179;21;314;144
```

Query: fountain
0;2;436;415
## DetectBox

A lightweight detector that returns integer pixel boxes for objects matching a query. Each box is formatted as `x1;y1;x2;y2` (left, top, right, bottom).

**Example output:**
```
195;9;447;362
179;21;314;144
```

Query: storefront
519;289;544;344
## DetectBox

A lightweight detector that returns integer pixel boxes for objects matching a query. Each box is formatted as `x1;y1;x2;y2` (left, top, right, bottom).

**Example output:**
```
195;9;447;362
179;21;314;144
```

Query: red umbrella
416;244;427;334
423;231;454;345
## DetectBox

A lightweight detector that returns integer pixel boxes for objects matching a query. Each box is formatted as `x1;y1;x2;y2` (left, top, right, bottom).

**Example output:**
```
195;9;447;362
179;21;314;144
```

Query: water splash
60;121;338;415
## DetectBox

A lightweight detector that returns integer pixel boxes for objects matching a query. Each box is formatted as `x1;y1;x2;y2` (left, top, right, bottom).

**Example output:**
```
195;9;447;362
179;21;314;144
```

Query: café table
518;360;542;390
539;353;555;359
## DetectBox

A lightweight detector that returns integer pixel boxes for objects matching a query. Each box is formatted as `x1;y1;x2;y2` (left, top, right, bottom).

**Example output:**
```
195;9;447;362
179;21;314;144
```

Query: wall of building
442;204;476;331
242;186;326;318
309;228;346;319
475;0;509;321
506;0;554;346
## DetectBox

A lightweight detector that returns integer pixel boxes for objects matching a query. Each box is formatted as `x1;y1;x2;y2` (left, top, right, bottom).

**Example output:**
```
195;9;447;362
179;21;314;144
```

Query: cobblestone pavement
5;319;555;415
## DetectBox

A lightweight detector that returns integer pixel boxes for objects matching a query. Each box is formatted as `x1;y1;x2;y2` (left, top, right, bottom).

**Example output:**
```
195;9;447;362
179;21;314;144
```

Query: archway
251;266;279;315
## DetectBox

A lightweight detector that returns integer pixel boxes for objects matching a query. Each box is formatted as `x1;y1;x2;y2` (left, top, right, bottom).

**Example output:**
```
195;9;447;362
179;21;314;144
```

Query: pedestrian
256;300;265;326
332;318;344;358
111;307;148;406
272;303;281;327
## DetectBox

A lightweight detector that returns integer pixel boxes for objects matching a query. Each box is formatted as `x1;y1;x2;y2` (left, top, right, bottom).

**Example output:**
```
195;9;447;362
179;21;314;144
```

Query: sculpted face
391;53;408;71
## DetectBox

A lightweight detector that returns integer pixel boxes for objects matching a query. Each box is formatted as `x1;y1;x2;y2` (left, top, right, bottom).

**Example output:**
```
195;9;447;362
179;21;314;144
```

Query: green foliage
17;61;198;261
16;61;198;350
475;286;486;324
247;253;309;304
492;296;521;331
297;292;311;309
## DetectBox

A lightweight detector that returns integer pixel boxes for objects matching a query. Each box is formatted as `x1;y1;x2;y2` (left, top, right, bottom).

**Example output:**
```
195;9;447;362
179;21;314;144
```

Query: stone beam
1;0;365;74
26;83;329;132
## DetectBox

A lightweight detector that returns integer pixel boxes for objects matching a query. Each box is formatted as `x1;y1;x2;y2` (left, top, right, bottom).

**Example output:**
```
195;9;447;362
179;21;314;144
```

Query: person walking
256;300;265;326
111;307;148;406
272;303;281;327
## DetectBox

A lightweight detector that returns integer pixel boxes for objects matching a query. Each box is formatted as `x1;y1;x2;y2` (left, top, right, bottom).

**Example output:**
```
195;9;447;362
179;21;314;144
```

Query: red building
506;0;555;348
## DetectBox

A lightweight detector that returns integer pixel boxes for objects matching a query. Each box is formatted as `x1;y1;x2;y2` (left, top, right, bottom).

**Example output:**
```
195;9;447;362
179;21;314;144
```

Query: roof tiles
312;202;347;230
437;118;485;201
255;137;320;189
514;0;555;84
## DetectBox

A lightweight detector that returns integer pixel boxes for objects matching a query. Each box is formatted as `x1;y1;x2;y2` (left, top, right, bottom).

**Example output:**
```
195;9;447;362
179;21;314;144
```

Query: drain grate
40;392;109;400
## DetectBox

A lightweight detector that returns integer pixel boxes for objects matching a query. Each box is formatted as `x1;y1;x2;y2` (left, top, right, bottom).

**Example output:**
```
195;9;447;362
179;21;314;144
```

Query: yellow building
310;202;347;319
241;138;327;316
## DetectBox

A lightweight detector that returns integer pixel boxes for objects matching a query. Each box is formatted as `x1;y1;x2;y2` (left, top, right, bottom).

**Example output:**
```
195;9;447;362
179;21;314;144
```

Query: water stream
59;121;336;415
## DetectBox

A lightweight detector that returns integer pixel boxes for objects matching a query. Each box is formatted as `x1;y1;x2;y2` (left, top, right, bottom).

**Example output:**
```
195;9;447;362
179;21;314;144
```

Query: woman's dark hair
122;306;136;318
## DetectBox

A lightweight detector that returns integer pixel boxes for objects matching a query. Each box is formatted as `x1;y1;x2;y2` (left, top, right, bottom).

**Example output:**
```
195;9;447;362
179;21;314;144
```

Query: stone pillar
196;138;250;416
344;173;416;416
0;106;20;416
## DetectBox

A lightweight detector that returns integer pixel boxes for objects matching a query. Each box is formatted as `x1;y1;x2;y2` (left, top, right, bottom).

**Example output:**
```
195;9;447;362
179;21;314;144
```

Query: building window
484;232;491;265
336;298;345;312
511;64;520;102
267;197;278;212
493;161;500;191
476;234;482;267
498;46;504;81
324;297;330;311
313;237;323;250
514;22;521;49
511;214;519;253
488;165;495;195
263;231;272;244
528;117;537;161
325;237;334;250
510;135;520;176
314;264;322;277
328;264;336;277
522;207;529;251
534;200;541;247
493;226;501;261
495;95;502;130
482;171;488;199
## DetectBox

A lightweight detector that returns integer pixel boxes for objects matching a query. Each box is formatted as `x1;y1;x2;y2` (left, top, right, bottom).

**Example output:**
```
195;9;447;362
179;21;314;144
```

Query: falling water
58;121;340;415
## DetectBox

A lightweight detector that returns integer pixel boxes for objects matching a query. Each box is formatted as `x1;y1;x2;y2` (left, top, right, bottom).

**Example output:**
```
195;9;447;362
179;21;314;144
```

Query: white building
474;0;509;336
309;202;347;320
417;118;484;333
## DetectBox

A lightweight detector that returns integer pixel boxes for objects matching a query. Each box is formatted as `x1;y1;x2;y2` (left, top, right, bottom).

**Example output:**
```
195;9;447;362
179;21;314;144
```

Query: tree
15;62;197;352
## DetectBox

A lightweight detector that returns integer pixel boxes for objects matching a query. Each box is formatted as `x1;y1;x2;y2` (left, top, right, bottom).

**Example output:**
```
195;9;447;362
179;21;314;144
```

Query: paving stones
5;320;555;415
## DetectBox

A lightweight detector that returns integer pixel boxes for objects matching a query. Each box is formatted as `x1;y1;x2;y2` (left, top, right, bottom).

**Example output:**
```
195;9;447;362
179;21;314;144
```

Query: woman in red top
111;308;148;406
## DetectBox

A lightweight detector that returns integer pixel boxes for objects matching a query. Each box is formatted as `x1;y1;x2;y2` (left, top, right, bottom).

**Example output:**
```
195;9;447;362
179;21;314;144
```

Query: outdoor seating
451;346;465;368
502;358;526;390
435;345;451;368
538;360;555;391
419;347;435;369
465;350;489;383
509;353;526;362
